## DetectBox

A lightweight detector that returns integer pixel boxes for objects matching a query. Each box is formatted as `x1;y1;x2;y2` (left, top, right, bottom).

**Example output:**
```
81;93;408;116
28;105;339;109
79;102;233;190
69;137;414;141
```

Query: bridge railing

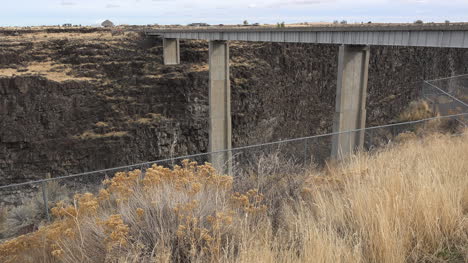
0;76;467;241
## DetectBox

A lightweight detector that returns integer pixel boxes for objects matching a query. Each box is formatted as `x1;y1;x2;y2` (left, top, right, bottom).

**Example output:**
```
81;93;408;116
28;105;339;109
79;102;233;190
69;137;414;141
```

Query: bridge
146;24;468;173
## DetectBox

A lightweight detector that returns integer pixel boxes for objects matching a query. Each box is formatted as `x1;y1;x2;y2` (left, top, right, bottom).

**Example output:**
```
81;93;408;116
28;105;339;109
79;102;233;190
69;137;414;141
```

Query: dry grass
304;132;468;263
0;207;6;236
0;61;93;82
0;30;131;42
0;131;467;262
188;64;209;72
95;122;109;128
130;113;165;125
0;29;140;82
397;99;435;122
0;181;70;240
73;130;129;140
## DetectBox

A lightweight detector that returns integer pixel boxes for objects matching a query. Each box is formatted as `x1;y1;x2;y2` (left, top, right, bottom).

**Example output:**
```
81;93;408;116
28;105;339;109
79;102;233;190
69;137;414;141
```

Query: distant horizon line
2;21;468;28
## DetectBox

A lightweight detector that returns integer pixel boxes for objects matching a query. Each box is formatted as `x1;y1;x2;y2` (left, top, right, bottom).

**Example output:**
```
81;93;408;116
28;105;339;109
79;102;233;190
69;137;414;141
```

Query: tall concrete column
331;45;370;160
208;40;232;175
163;38;180;65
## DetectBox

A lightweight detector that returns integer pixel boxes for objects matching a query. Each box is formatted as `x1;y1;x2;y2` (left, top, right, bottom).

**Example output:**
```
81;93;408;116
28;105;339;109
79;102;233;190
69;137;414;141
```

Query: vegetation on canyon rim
0;128;466;263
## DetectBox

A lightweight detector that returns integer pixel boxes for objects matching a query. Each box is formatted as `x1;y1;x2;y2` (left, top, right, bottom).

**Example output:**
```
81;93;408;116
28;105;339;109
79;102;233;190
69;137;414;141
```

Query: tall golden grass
0;131;467;263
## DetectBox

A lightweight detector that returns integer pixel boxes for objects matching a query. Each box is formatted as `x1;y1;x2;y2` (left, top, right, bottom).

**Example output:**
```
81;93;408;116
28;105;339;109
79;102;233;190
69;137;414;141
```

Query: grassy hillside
1;130;467;263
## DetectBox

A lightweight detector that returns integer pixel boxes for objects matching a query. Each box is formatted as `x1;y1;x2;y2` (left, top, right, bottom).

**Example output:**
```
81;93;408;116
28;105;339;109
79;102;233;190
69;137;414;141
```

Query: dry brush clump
368;99;465;148
0;180;70;240
0;131;467;262
0;160;267;263
397;99;435;122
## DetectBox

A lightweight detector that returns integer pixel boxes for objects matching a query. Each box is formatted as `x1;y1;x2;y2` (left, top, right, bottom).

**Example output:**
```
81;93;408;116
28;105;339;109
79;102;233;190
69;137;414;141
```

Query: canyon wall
0;28;467;184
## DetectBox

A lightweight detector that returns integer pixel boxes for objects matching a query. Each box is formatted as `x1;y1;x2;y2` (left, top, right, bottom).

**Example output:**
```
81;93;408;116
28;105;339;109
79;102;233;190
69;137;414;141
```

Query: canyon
1;27;467;184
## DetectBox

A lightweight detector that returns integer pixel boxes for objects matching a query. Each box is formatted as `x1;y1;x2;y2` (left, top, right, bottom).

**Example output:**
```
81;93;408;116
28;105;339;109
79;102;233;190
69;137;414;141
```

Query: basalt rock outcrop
0;28;467;185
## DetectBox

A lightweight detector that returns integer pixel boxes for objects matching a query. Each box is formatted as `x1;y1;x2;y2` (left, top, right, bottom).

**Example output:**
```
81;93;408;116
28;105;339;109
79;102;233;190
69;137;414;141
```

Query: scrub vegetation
0;129;467;263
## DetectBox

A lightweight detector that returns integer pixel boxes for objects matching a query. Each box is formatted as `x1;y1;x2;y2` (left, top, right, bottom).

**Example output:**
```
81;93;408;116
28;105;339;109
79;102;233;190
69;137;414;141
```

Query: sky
1;0;468;26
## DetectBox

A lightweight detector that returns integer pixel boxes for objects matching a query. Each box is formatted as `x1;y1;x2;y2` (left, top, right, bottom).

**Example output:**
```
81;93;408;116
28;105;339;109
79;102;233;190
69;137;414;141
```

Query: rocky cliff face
0;28;467;184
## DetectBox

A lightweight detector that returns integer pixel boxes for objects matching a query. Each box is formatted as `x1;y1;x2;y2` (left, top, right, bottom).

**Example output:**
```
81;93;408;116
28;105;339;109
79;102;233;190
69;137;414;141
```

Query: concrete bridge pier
208;40;232;175
163;38;180;65
331;45;370;160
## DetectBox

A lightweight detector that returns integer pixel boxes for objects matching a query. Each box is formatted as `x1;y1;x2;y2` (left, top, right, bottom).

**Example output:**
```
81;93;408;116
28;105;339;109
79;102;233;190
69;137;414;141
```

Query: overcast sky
1;0;468;26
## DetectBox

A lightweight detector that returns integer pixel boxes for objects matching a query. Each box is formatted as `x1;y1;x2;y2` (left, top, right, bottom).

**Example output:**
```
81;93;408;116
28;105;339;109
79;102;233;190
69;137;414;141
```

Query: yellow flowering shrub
99;214;130;249
0;160;266;262
136;208;144;219
231;189;267;214
103;169;142;199
0;192;100;262
142;160;232;192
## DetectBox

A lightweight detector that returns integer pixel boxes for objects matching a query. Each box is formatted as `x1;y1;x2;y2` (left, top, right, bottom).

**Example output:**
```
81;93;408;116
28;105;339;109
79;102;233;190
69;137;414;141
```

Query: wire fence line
0;112;466;191
423;74;468;126
423;73;468;82
424;81;468;107
0;111;466;230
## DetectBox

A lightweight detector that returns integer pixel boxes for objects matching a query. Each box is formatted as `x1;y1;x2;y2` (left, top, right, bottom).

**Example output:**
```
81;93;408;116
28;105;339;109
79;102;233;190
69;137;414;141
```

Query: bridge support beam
163;38;180;65
208;40;232;175
331;45;370;160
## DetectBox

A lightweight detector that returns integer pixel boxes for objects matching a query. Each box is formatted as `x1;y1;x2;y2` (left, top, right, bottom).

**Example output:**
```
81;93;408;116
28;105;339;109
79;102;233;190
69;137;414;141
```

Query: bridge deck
146;24;468;48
